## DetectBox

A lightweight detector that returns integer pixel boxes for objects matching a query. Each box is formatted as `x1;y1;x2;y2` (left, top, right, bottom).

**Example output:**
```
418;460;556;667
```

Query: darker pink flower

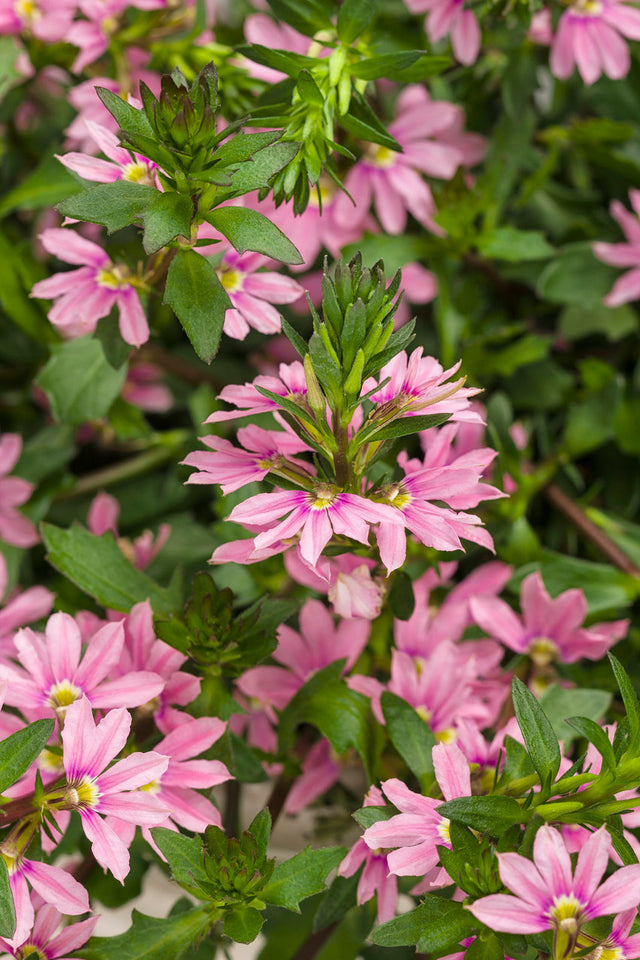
550;0;640;85
593;190;640;306
31;228;149;347
340;785;398;923
0;900;98;959
58;121;157;186
405;0;481;65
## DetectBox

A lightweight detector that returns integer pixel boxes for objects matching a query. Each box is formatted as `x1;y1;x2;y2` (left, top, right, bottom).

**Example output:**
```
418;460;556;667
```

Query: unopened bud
304;354;327;416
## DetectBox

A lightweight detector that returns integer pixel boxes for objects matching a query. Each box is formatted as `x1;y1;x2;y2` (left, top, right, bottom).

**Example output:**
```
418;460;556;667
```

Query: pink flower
215;249;303;340
121;362;172;413
469;570;628;665
0;0;76;43
31;228;149;347
109;600;201;734
183;424;313;495
328;563;385;620
405;0;481;64
550;0;640;85
284;739;342;814
340;785;398;923
467;825;640;940
363;742;471;877
87;491;170;569
2;612;165;719
593;190;640;306
67;0;165;74
334;85;485;236
0;900;98;959
242;13;327;82
0;555;53;651
0;434;39;548
205;360;308;425
61;698;169;882
212;486;403;569
58;121;157;186
0;852;90;950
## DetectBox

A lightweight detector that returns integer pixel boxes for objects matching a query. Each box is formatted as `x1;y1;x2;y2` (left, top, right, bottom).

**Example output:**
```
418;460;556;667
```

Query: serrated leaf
212;130;284;167
57;181;158;233
248;809;272;859
278;660;370;762
370;895;476;950
36;338;127;425
164;249;229;363
362;412;451;442
381;692;435;788
223;907;264;944
96;87;156;142
352;805;393;830
41;522;178;617
149;828;208;892
206;206;302;265
214;141;300;203
511;677;561;790
262;846;346;912
142;192;193;254
0;719;54;795
79;907;211;960
436;796;523;834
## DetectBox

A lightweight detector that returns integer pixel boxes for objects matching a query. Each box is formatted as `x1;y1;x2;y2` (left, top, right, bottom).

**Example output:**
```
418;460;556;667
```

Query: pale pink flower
0;852;90;950
0;900;98;959
183;423;313;495
68;0;165;73
61;697;169;882
550;0;640;85
467;825;640;938
205;360;307;424
31;228;149;347
110;600;201;735
363;742;471;877
0;0;76;43
284;739;342;814
121;362;172;413
2;612;165;719
334;85;485;235
469;570;628;665
0;554;53;657
284;550;384;620
58;121;157;186
405;0;481;64
339;785;398;923
207;248;303;340
393;262;438;326
593;190;640;306
0;434;39;548
87;492;170;570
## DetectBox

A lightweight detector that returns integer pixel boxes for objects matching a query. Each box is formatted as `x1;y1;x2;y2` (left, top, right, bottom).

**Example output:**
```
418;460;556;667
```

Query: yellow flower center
527;636;559;667
96;264;131;289
435;727;457;744
121;161;155;185
437;816;451;845
139;780;160;794
577;934;623;960
47;680;82;710
366;144;399;169
15;0;39;21
573;0;602;14
311;484;336;510
16;944;47;960
384;484;412;510
218;268;243;292
415;705;432;723
67;777;100;809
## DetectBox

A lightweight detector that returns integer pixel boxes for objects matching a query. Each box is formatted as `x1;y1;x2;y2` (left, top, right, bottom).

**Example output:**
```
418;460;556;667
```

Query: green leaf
164;249;230;363
500;735;535;785
278;660;370;761
337;0;378;41
223;907;264;944
36;338;127;425
296;70;324;107
57;181;158;233
436;796;523;834
41;522;178;617
381;692;435;788
565;717;616;772
312;872;360;932
149;829;208;892
370;895;476;951
0;154;81;218
609;653;640;751
536;243;617;307
212;131;284;168
388;570;415;621
476;227;554;262
248;809;272;859
266;0;333;37
351;52;432;82
262;846;346;912
0;230;57;345
228;732;269;783
235;44;315;77
352;805;393;830
0;856;15;939
0;719;54;795
559;303;638;342
466;932;505;960
511;677;561;789
142;192;193;254
0;35;25;101
214;141;300;203
341;93;401;153
206;207;302;265
362;412;451;442
79;907;211;960
96;87;156;144
537;686;611;743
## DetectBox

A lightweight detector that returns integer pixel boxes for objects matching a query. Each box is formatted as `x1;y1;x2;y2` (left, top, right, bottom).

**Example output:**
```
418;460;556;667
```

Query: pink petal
97;750;169;794
116;287;149;347
433;742;471;800
45;612;82;685
466;894;548;933
39;228;109;268
81;809;130;882
22;860;90;916
90;671;165;709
